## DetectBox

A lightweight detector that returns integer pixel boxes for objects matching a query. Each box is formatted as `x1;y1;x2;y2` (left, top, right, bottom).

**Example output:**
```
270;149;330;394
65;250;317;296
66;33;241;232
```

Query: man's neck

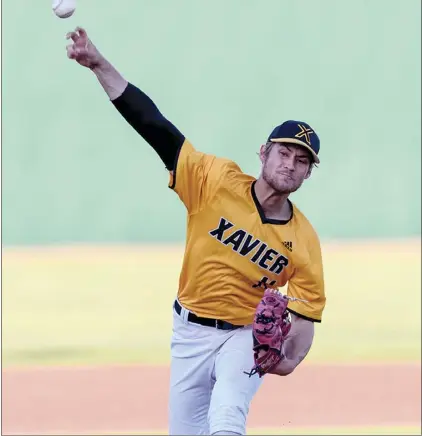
254;178;292;221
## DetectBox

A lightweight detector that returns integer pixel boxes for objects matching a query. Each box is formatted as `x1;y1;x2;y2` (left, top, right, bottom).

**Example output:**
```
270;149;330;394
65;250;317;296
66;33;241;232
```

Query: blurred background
2;0;421;435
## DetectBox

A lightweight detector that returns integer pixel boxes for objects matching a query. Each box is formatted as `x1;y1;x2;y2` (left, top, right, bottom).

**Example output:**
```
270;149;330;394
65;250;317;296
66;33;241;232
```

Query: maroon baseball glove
244;289;293;378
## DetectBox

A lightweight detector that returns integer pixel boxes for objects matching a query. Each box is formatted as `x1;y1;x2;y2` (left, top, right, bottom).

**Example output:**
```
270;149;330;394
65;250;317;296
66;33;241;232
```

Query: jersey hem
288;308;321;323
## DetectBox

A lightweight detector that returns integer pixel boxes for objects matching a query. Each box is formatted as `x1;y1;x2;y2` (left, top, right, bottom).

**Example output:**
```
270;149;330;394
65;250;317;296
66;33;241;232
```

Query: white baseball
52;0;76;18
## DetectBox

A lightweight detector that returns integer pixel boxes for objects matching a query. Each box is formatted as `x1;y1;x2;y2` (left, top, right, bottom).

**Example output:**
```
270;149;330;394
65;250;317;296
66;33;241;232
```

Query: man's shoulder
206;154;253;180
219;158;256;189
178;139;255;187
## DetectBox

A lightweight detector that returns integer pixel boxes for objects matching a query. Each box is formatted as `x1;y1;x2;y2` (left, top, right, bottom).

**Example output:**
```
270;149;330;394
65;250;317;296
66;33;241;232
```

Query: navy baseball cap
267;120;320;164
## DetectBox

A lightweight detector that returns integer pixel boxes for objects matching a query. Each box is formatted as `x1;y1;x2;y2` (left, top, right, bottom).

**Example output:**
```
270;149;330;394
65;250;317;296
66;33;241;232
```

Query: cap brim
270;138;320;164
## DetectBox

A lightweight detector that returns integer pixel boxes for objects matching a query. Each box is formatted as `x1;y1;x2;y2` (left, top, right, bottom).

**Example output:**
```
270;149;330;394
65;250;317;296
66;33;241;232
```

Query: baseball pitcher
66;27;326;436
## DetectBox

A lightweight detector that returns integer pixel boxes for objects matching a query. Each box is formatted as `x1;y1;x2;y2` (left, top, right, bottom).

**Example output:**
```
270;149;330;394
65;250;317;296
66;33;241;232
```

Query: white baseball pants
168;300;264;435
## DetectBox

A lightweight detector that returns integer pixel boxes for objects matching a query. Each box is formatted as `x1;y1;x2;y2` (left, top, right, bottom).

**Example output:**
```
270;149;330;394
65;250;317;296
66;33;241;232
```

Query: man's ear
259;144;267;163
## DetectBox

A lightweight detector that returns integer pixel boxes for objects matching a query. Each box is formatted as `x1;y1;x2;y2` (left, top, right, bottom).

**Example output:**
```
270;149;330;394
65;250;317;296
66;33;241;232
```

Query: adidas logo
282;241;293;252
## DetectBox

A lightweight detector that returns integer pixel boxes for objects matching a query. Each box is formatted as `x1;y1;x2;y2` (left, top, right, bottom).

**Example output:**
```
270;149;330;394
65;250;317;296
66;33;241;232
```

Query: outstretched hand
66;27;103;69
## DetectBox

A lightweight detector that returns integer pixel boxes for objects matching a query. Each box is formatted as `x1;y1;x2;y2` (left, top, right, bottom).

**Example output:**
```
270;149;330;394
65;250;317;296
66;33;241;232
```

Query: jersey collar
251;181;293;225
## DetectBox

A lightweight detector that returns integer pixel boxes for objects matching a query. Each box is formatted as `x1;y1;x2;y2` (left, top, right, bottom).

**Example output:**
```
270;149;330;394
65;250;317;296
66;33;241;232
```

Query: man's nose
283;157;295;171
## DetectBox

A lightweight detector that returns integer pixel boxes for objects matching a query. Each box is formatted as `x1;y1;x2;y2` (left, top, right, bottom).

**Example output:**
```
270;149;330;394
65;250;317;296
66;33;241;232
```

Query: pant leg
208;325;264;435
168;307;216;435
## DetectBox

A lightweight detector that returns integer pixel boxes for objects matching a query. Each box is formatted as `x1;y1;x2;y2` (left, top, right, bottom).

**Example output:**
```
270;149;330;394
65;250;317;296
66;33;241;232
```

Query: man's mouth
278;172;293;180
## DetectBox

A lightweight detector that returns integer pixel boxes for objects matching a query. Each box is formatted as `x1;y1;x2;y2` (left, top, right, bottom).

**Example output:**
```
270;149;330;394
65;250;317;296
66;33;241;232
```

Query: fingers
65;27;87;43
66;43;88;59
65;27;93;65
66;44;79;59
66;46;76;59
66;31;77;42
75;26;87;37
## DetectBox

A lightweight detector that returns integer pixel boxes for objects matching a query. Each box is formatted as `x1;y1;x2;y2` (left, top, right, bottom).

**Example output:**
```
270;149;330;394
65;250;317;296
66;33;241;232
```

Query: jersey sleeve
286;232;326;322
168;139;233;214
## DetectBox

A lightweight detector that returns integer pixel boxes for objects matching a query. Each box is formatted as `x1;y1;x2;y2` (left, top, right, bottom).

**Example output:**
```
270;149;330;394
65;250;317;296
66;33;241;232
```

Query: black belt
173;300;244;330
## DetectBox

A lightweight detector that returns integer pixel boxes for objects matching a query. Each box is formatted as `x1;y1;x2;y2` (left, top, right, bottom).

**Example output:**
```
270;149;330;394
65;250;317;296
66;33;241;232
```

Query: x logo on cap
295;124;314;145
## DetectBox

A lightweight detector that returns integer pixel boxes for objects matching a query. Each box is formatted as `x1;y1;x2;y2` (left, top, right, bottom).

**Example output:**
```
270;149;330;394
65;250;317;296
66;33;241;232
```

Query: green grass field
2;240;421;367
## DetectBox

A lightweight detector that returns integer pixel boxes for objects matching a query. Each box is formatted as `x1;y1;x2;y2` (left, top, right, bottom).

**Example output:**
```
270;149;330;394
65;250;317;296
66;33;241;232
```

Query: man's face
260;143;313;194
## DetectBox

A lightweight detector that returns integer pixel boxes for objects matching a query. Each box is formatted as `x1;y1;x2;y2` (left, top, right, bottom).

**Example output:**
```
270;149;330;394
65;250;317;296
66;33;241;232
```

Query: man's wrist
90;58;128;101
90;57;108;73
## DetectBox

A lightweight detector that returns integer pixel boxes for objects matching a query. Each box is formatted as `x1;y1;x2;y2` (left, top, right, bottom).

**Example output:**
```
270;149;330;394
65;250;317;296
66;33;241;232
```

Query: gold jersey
169;139;326;325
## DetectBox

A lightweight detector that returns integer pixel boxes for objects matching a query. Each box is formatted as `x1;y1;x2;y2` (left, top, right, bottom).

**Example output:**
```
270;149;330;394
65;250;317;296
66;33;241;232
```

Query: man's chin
263;175;299;195
272;183;297;195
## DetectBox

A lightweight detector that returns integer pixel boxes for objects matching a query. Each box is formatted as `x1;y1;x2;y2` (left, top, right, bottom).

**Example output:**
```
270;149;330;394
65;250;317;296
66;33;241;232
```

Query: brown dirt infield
2;362;420;435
